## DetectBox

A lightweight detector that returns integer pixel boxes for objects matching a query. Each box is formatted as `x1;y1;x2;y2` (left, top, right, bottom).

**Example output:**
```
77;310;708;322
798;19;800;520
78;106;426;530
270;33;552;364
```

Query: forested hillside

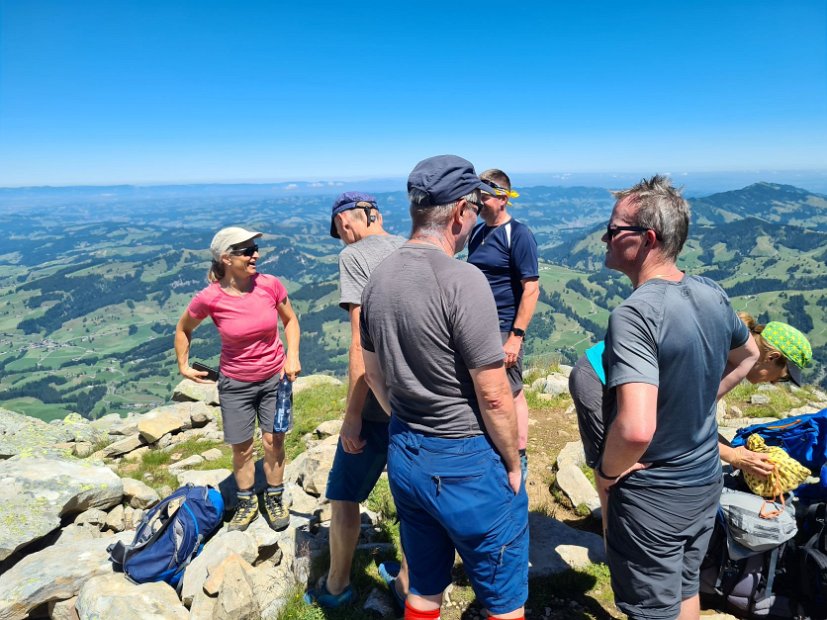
0;182;824;421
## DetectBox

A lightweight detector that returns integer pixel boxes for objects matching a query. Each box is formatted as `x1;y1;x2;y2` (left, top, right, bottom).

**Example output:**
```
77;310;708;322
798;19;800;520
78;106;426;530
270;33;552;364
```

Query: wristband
597;464;621;480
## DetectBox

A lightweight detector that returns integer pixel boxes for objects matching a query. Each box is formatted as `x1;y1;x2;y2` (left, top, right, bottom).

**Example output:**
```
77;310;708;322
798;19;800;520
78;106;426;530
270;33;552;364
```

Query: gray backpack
700;487;799;618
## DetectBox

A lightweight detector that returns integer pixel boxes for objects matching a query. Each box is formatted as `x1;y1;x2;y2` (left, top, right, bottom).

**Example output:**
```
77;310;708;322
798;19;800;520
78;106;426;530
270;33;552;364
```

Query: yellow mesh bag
743;434;811;498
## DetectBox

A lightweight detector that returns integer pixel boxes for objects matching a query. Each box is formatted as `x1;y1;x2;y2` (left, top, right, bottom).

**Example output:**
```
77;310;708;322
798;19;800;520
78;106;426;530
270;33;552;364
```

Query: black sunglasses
229;244;259;257
605;225;650;240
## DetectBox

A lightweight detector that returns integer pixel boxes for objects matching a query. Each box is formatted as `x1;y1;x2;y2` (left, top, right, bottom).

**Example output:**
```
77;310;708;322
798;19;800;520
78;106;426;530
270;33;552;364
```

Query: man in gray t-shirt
596;176;758;620
360;156;528;618
304;192;406;609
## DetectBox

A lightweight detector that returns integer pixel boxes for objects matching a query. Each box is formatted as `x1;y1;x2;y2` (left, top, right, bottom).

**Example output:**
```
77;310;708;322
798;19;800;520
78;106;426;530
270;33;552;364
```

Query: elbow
616;422;655;447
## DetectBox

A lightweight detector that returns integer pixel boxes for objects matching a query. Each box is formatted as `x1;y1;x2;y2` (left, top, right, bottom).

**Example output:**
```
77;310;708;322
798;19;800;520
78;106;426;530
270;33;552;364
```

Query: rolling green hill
1;181;825;421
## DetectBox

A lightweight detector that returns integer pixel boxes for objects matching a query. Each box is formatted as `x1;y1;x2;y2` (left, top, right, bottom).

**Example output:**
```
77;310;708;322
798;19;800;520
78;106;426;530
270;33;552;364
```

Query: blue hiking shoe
378;561;405;615
302;578;355;608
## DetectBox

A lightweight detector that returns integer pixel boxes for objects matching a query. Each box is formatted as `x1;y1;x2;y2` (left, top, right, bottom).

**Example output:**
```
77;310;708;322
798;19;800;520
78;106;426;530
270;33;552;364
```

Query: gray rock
105;505;125;532
74;508;108;529
0;408;76;459
53;523;106;546
53;413;105;444
181;530;257;605
89;413;123;432
0;457;123;561
284;442;337;496
250;562;296;620
363;587;395;617
48;597;79;620
292;374;343;395
556;441;586;470
555;464;600;514
542;374;569;396
284;482;320;516
314;419;343;439
176;468;232;488
757;384;779;392
103;434;146;457
121;477;160;509
76;573;188;619
750;394;771;405
0;533;130;620
172;378;220;406
168;454;205;470
557;364;573;378
201;447;224;461
527;512;606;577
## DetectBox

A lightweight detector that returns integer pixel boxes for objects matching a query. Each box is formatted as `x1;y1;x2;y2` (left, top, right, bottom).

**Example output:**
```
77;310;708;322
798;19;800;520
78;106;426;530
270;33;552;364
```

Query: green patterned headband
762;321;812;369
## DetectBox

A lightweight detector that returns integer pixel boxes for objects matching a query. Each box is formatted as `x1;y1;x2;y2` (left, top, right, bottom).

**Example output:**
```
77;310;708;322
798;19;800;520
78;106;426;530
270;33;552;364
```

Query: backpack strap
762;543;782;600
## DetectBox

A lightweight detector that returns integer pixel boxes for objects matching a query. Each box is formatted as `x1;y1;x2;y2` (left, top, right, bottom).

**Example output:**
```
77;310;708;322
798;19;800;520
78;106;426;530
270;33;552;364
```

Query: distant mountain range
0;181;824;421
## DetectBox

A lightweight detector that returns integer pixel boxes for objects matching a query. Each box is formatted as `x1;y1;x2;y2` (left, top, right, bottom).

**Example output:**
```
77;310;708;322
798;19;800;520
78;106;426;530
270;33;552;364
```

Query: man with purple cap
360;155;528;620
304;192;407;609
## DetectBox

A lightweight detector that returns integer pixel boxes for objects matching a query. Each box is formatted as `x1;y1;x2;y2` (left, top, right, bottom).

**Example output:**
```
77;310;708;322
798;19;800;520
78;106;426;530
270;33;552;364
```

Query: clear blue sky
1;0;825;186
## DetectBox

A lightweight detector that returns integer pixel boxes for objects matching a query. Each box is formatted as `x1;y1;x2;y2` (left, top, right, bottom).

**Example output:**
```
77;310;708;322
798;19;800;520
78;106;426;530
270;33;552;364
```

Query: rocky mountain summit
0;374;610;620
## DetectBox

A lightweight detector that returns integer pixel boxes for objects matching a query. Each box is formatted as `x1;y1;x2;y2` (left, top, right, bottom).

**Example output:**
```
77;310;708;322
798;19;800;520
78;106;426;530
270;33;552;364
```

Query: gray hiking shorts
217;372;279;444
500;331;524;394
606;477;723;620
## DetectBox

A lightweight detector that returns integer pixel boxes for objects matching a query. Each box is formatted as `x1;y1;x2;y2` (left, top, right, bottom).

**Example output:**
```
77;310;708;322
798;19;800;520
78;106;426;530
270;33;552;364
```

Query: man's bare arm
340;304;369;453
363;350;391;415
469;362;520;492
718;334;759;400
599;382;658;479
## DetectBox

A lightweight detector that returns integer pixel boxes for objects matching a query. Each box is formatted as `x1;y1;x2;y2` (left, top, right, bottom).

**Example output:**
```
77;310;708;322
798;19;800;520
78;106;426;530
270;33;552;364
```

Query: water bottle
274;375;293;433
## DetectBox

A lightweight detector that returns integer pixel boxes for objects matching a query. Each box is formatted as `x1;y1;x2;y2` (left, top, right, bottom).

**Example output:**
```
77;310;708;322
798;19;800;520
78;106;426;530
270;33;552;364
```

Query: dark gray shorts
568;357;605;469
217;373;279;445
500;331;524;394
606;477;723;620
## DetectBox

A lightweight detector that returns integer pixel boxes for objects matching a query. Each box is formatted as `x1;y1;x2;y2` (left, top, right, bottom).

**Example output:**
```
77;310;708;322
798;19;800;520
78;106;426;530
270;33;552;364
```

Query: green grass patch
724;382;807;418
286;383;348;460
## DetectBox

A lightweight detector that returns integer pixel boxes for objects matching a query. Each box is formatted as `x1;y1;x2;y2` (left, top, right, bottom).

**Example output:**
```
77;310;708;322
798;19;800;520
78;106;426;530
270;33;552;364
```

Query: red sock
404;600;440;620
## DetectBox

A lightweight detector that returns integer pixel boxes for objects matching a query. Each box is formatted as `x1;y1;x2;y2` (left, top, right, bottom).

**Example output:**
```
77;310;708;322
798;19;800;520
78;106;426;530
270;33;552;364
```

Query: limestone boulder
181;530;257;605
555;464;600;515
103;434;146;457
172;378;220;406
540;373;570;396
121;477;160;509
527;512;606;577
0;457;122;561
284;441;337;497
0;533;130;620
750;393;771;405
556;441;587;470
314;419;343;439
0;408;75;459
292;374;343;395
75;574;188;620
176;468;232;488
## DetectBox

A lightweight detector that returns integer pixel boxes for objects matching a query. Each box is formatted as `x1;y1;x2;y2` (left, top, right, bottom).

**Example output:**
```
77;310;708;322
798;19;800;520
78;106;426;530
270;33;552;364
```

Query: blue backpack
732;408;827;502
108;484;225;588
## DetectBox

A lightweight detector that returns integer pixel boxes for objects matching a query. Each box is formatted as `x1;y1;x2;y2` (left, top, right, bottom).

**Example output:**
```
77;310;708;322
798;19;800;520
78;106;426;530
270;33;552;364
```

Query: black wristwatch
511;327;525;338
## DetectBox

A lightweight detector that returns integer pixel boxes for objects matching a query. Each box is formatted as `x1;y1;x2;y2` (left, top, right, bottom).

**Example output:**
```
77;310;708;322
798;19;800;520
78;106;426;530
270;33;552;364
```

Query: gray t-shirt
603;275;749;486
360;243;504;438
338;233;406;422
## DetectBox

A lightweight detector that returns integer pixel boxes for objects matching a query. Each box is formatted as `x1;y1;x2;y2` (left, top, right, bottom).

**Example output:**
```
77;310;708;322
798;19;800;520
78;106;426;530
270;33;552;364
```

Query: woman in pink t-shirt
174;226;301;532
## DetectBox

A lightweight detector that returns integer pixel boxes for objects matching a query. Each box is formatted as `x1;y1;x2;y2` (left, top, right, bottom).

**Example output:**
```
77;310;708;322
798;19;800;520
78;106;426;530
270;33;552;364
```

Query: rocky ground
1;371;825;620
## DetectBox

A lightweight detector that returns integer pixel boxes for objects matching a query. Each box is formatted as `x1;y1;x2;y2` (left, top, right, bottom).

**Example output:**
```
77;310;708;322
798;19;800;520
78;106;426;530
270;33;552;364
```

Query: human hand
507;468;522;495
340;413;367;454
283;355;302;382
180;365;214;384
503;336;522;368
732;446;775;478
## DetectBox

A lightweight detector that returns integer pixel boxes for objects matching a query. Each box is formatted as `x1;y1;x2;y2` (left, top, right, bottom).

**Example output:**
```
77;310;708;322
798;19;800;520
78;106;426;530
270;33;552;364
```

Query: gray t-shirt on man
603;275;749;486
360;243;504;438
338;233;406;423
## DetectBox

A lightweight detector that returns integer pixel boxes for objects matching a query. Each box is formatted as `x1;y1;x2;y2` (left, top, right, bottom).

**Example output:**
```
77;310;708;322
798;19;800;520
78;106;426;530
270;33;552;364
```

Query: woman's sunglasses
229;244;259;257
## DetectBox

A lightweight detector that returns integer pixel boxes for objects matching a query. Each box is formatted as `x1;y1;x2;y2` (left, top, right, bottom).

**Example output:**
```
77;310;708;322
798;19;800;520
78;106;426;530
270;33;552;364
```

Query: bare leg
514;389;529;450
486;608;525;619
231;438;255;489
407;592;442;613
395;553;410;599
325;500;361;595
261;431;285;487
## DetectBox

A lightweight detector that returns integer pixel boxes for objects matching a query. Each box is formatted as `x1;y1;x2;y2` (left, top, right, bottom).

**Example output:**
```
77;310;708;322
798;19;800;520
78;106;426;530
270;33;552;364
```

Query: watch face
512;328;525;337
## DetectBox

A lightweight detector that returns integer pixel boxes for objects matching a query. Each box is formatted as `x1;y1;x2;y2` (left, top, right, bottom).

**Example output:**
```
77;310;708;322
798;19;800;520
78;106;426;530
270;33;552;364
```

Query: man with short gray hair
597;175;759;620
361;155;528;620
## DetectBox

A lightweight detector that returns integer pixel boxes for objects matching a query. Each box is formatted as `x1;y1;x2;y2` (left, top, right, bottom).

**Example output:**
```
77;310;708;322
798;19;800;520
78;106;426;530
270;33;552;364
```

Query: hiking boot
262;489;290;531
227;493;258;532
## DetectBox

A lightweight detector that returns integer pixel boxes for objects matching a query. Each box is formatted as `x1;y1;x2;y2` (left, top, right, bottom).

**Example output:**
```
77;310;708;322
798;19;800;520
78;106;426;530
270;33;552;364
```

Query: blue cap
330;191;377;238
407;155;496;207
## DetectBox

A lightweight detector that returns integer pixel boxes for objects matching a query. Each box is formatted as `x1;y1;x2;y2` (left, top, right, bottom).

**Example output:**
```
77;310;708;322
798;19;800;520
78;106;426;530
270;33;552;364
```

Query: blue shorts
387;418;528;615
325;419;390;503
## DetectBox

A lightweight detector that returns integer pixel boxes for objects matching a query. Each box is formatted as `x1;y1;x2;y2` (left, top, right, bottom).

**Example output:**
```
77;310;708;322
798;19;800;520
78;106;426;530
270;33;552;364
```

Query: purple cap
330;191;377;238
407;155;496;207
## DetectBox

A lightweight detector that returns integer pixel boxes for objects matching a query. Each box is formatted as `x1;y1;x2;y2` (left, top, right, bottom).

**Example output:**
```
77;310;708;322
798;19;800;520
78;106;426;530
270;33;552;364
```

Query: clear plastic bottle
274;375;293;433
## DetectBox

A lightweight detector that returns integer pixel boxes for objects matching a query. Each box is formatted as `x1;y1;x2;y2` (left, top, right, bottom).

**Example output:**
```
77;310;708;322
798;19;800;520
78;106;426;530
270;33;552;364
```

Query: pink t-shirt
187;273;288;382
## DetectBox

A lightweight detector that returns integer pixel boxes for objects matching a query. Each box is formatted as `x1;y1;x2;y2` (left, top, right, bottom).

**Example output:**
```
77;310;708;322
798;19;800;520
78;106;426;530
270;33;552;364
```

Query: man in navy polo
468;169;539;481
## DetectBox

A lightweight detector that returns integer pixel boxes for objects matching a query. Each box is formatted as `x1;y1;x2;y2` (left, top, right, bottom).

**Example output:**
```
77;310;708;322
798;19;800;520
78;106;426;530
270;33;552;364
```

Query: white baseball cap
209;227;263;261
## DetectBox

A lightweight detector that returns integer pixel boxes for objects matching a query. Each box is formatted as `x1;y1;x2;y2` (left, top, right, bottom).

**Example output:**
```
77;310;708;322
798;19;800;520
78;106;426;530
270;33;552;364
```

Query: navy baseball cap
330;191;378;238
407;155;496;207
